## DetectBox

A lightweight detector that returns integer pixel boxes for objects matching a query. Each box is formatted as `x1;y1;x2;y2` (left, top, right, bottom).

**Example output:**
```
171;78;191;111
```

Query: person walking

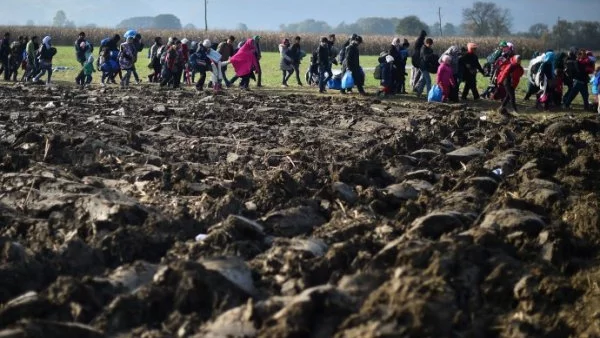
342;35;366;95
147;37;163;83
410;30;427;91
279;38;294;87
316;36;330;93
118;36;136;88
33;36;55;85
415;38;434;97
459;43;485;100
217;35;235;86
289;36;304;86
497;55;524;114
0;32;11;81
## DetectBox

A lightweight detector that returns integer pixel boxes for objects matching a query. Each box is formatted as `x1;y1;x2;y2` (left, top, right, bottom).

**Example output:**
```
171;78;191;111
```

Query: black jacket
411;30;426;67
289;43;302;64
345;43;360;71
459;53;484;78
388;45;402;68
419;45;433;69
0;38;9;58
317;44;329;67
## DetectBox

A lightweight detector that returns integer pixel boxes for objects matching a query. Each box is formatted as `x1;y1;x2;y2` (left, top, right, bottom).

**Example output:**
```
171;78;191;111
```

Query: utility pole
204;0;208;32
556;16;560;51
438;7;443;36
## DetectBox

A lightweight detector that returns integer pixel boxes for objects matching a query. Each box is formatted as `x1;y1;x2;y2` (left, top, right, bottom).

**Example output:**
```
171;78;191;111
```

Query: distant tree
153;14;182;29
354;17;398;35
528;23;549;38
52;10;67;27
26;20;34;26
280;19;332;33
237;23;248;31
395;16;429;36
65;20;76;28
443;23;458;36
117;16;157;29
184;23;197;30
462;2;511;36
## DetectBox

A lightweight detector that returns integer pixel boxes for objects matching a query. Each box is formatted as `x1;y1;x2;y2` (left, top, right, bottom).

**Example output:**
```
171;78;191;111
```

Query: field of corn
0;25;546;57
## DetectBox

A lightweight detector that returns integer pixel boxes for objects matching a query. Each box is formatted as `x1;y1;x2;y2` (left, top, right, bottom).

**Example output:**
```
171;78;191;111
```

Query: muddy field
0;84;600;337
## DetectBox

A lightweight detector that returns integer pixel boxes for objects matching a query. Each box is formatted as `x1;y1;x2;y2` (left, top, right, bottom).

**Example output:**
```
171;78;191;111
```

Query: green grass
17;46;593;112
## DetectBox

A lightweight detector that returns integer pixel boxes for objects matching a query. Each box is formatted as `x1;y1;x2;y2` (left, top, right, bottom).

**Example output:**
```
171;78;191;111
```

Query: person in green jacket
82;51;95;88
23;36;38;82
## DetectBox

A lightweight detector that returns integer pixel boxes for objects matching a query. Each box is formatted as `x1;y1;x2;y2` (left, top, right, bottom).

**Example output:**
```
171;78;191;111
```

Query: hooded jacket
439;46;460;75
279;43;294;71
411;30;427;68
437;61;455;88
345;42;360;72
497;56;524;88
229;38;259;76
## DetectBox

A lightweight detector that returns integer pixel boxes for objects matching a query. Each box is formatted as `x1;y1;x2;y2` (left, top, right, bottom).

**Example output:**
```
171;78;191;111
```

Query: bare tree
462;2;511;36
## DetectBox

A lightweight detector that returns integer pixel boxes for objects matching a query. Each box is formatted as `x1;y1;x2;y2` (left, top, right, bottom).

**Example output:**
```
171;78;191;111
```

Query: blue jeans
415;66;431;95
563;79;590;108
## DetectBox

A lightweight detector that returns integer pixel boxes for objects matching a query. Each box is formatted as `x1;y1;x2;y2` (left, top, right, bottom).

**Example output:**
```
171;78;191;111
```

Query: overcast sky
3;0;599;33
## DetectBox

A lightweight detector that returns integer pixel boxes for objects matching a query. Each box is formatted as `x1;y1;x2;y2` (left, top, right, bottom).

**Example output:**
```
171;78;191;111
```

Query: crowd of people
0;29;597;113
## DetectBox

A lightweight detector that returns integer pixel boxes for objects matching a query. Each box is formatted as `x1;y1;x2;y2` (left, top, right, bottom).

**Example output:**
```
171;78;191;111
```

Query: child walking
437;55;456;102
82;51;95;88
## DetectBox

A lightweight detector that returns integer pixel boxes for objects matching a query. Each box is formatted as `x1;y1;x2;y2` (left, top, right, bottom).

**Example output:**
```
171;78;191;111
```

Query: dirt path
1;84;600;337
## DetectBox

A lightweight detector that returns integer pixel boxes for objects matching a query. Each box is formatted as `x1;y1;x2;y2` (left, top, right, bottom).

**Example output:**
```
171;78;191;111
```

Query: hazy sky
3;0;599;33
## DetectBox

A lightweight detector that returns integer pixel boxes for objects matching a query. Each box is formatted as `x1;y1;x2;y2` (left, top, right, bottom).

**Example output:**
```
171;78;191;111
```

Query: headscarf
42;36;51;49
441;54;451;65
512;55;521;64
392;37;401;46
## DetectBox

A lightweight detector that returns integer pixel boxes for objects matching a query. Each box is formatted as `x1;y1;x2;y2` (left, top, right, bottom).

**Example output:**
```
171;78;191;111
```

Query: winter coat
419;45;434;70
289;43;302;65
459;52;484;79
411;30;427;68
118;42;135;70
229;38;259;77
0;37;9;58
317;44;329;67
279;44;294;71
591;72;600;95
497;60;524;88
388;45;402;69
75;37;87;63
190;46;210;71
381;62;395;87
217;42;234;61
437;62;456;88
345;43;360;72
438;46;460;75
83;55;95;76
25;40;36;64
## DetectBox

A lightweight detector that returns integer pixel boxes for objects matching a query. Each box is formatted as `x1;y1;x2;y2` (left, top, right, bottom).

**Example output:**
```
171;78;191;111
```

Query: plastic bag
341;71;354;89
328;77;342;90
427;84;443;102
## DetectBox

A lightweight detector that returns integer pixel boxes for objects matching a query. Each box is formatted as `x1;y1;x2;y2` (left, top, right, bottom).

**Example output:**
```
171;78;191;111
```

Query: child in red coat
437;55;456;102
497;55;524;113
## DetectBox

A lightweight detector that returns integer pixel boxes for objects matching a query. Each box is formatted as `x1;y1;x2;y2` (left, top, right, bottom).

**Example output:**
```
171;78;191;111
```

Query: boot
256;72;262;87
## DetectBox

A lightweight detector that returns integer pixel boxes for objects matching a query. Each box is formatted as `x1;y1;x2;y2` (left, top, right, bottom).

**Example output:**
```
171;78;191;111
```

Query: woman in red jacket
497;55;524;114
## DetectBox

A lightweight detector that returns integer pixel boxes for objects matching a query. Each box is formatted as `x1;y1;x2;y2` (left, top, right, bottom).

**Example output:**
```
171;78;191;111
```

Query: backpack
426;54;439;74
374;63;383;80
565;59;578;79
